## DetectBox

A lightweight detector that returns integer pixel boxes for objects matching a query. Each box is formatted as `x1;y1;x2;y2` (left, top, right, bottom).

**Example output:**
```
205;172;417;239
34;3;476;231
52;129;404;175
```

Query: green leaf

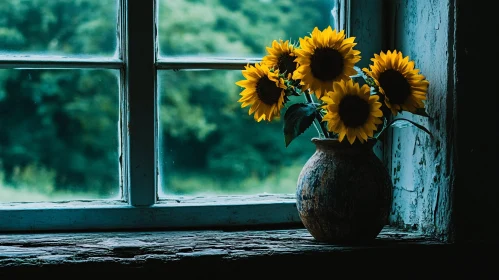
283;103;317;147
352;66;363;78
353;66;377;88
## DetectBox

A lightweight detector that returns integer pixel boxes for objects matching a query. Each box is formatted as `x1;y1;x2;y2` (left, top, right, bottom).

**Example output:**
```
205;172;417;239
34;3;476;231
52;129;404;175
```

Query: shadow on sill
0;225;496;276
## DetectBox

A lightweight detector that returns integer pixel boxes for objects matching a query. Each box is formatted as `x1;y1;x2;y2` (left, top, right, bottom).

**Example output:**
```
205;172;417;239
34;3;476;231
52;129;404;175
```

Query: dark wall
454;0;498;243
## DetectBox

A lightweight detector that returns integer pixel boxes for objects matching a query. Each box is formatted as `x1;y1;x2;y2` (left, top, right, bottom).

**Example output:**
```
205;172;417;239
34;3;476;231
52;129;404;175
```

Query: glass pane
0;69;120;202
158;0;335;57
158;70;317;196
0;0;118;57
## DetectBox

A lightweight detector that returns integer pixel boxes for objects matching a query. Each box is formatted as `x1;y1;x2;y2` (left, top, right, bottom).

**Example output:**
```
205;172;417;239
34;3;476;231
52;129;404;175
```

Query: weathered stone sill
0;226;495;276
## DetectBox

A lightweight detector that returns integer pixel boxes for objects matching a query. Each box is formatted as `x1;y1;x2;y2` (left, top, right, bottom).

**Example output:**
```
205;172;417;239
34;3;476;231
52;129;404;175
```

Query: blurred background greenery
0;0;336;202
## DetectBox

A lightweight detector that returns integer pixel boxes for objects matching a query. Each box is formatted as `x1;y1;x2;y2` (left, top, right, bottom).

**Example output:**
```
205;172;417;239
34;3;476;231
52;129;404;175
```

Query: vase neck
312;138;377;154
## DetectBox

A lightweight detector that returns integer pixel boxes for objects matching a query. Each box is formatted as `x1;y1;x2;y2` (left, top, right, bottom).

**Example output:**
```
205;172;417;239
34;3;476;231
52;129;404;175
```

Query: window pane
0;0;118;56
158;70;317;196
0;69;120;202
157;0;335;57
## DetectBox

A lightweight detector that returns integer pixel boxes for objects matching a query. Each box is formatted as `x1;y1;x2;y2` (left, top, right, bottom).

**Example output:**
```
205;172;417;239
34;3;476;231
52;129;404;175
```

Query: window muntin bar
0;0;360;233
0;56;123;69
124;0;157;206
156;57;260;70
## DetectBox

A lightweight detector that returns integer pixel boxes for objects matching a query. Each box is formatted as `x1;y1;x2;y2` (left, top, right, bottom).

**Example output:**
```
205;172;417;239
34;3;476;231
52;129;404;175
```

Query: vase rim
311;137;378;149
311;137;377;143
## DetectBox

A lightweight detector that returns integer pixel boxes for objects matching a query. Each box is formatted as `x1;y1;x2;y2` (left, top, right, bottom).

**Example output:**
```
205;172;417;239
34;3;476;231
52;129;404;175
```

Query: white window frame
0;0;383;232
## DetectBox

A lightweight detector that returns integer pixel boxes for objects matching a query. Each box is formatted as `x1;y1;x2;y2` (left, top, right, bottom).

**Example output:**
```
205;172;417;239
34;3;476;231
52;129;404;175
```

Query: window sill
2;225;487;276
0;195;301;232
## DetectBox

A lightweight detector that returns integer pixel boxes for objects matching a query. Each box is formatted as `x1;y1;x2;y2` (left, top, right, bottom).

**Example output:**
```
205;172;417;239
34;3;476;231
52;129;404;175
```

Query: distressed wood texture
0;227;495;276
386;0;454;241
0;227;436;273
0;195;302;232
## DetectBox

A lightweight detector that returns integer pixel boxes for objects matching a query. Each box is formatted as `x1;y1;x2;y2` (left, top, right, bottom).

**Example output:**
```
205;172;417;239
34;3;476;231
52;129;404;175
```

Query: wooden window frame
0;0;387;233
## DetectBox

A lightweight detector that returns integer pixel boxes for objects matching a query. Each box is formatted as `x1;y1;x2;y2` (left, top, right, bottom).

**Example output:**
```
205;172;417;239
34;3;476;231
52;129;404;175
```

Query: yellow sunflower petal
346;129;356;144
236;62;288;122
366;49;429;115
321;79;383;144
292;26;361;99
338;127;347;142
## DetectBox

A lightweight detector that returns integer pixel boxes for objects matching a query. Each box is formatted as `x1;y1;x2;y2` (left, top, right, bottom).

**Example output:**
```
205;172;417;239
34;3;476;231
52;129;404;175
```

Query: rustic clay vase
296;137;393;244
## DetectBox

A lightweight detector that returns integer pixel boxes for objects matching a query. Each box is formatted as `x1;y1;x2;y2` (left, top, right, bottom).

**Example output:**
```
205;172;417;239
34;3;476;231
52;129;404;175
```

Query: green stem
303;92;329;138
376;117;433;140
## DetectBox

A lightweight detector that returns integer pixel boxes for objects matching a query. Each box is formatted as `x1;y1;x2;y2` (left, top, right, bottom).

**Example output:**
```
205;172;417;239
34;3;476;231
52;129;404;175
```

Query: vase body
296;138;393;244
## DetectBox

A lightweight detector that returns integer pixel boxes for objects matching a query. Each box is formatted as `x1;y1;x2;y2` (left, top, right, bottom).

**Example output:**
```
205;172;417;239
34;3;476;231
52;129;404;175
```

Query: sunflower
262;39;298;80
321;79;383;145
292;26;361;99
362;50;429;116
235;63;287;122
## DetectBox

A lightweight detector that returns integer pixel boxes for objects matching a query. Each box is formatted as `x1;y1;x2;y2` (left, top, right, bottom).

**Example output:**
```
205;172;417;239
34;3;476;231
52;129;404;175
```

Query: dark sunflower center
310;48;344;81
256;76;282;105
278;53;297;75
378;69;411;104
338;95;370;127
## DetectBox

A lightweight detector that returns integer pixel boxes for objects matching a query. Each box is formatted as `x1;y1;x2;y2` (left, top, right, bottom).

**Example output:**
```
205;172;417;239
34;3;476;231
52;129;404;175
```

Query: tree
0;0;335;199
0;0;118;197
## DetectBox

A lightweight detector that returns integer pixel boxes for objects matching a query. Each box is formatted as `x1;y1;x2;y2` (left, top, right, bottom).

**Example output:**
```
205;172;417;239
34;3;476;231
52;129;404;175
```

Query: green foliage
10;163;56;194
163;163;306;195
0;68;120;197
158;0;331;56
283;103;318;147
1;0;333;199
0;0;116;55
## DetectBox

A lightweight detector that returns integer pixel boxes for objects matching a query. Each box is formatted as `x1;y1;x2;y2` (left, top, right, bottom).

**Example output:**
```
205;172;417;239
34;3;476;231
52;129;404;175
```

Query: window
0;0;385;232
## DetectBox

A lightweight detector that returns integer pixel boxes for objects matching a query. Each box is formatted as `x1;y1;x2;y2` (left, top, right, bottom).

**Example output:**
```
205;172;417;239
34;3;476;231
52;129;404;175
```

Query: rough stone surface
296;139;392;243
